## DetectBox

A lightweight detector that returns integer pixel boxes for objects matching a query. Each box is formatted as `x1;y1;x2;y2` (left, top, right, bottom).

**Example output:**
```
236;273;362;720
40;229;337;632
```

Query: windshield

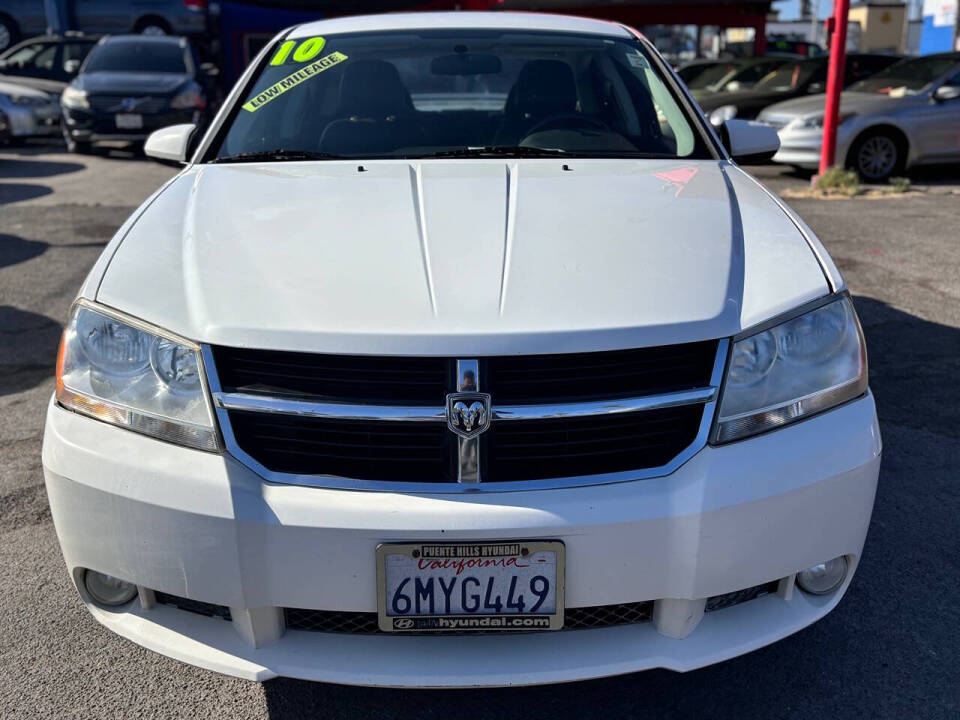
685;62;739;89
210;29;711;161
849;55;959;96
754;59;821;92
84;41;188;74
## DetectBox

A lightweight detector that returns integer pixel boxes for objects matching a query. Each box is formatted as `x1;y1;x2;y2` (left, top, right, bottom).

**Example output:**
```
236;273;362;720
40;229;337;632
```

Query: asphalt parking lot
1;141;958;719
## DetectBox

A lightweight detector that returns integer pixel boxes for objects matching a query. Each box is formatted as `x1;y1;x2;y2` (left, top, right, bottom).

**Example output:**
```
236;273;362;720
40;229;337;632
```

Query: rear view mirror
933;85;960;102
144;123;196;164
63;59;81;75
722;119;780;164
431;53;501;75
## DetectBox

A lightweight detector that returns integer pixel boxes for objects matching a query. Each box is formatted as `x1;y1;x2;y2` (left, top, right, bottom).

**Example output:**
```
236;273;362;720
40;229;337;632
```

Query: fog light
83;569;138;606
796;557;848;595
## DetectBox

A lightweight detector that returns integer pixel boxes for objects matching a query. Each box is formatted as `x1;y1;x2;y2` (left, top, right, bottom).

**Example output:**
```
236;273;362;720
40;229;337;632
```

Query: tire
134;17;172;36
849;130;904;183
0;15;20;53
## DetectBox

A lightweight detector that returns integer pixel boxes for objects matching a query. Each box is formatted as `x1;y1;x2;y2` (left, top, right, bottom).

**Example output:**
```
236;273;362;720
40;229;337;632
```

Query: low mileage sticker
242;50;348;112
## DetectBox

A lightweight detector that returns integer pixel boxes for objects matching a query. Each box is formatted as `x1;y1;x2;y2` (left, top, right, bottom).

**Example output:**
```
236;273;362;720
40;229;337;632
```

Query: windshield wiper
210;149;345;164
414;146;570;159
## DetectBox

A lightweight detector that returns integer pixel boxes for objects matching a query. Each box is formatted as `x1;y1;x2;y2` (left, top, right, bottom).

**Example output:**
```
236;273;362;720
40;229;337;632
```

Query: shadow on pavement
260;296;958;720
0;183;53;205
0;234;49;269
0;158;84;179
0;306;61;397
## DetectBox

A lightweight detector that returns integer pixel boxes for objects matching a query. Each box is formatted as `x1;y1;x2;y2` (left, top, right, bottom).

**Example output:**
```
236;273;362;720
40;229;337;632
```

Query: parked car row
678;52;960;181
0;0;208;52
0;32;214;152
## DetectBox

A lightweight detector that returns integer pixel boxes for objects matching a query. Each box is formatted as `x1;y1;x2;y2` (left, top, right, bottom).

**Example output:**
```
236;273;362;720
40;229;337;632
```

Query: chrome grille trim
213;386;717;423
202;339;729;493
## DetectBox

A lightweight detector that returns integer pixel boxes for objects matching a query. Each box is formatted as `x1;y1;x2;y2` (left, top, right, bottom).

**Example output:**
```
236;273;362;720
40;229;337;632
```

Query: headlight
170;87;205;110
709;104;737;126
712;296;867;443
56;301;219;451
794;112;857;130
61;86;89;110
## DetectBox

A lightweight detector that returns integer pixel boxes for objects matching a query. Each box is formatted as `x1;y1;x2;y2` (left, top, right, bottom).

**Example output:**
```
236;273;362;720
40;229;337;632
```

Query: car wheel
134;17;172;36
850;131;903;183
0;15;19;52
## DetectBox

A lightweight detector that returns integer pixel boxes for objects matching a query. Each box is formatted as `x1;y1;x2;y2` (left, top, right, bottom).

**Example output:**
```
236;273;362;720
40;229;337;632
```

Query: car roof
289;11;631;40
98;34;188;45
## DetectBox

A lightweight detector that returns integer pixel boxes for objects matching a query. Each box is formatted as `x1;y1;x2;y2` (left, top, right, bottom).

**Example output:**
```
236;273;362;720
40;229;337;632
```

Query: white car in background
42;12;880;687
761;52;960;181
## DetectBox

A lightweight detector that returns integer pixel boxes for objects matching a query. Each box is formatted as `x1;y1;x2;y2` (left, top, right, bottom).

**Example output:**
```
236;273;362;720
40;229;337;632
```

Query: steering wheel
521;113;610;139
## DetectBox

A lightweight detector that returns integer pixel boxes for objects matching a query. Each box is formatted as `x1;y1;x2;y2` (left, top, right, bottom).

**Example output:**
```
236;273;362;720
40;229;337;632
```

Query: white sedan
42;11;880;687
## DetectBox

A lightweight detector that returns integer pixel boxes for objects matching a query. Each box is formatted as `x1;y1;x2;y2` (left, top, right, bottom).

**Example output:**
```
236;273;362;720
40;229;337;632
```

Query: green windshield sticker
270;36;326;66
243;51;348;112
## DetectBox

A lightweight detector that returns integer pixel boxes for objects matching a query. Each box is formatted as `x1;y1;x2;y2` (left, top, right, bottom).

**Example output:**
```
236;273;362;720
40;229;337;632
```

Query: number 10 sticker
270;36;326;65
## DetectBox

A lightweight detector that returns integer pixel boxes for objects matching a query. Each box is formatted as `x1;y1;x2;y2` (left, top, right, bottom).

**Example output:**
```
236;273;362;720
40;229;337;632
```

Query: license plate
377;541;564;633
115;113;143;129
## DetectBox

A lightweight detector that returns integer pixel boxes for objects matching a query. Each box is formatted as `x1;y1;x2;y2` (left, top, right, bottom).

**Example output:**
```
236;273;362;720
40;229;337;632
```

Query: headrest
336;59;413;118
511;59;577;116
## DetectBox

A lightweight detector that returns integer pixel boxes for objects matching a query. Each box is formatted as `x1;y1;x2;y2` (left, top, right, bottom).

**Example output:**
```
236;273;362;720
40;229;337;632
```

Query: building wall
848;3;907;52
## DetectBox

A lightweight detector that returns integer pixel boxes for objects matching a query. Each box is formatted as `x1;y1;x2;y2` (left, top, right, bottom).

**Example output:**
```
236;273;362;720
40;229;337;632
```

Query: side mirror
933;85;960;102
722;119;780;164
63;59;81;75
144;123;196;164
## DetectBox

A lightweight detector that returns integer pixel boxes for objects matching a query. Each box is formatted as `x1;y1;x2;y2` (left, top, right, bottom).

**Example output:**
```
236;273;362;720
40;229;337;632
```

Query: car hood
0;79;53;101
95;160;831;355
0;75;65;95
760;90;920;119
74;71;189;95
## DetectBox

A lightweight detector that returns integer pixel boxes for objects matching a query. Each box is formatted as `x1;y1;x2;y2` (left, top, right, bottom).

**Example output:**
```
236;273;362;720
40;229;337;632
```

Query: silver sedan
0;79;60;141
758;52;960;181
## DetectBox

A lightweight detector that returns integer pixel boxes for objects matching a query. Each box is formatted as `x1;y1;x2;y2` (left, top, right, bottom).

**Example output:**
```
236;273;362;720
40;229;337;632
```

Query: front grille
229;411;452;481
213;346;448;404
486;404;704;482
485;341;717;403
87;95;169;114
284;602;655;634
705;581;779;612
211;341;719;486
154;591;232;621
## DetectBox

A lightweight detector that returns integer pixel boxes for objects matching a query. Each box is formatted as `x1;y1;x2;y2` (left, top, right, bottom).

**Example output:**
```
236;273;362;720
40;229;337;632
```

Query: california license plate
115;113;143;129
377;541;565;632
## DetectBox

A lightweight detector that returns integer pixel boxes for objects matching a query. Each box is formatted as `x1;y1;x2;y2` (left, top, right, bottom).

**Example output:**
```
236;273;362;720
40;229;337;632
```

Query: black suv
61;34;211;152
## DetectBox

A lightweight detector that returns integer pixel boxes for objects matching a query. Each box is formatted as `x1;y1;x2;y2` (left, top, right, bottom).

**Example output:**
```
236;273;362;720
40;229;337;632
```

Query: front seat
318;59;425;155
494;59;579;145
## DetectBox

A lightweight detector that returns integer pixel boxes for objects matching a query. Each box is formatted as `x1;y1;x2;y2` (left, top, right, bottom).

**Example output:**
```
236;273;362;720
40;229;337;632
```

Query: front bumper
1;103;60;138
772;125;855;169
62;107;199;142
42;393;881;686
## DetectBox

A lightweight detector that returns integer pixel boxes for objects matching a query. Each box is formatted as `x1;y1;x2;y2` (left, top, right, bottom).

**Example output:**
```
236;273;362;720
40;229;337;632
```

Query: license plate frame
115;113;143;129
376;540;565;633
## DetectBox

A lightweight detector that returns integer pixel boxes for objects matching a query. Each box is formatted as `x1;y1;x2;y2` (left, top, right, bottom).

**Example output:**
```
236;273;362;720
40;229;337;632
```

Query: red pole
819;0;850;175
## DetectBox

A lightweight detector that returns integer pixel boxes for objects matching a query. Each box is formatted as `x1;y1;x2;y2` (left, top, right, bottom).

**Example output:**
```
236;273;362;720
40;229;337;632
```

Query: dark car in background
0;34;98;94
681;56;790;100
61;34;211;152
698;53;902;126
0;0;208;52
